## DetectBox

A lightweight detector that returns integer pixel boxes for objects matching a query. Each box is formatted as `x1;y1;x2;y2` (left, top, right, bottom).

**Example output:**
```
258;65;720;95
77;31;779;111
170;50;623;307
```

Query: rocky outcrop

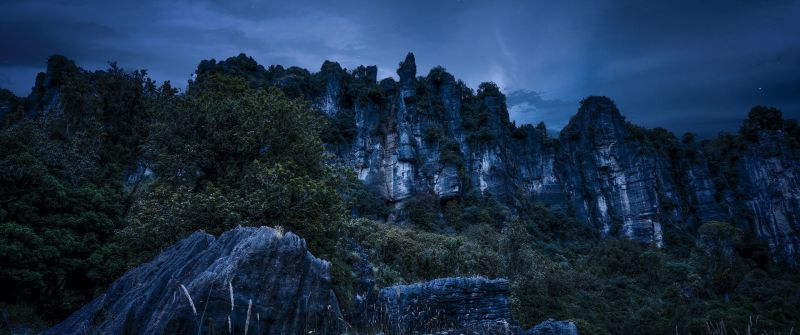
47;227;528;335
373;277;522;335
735;130;800;265
559;98;684;246
45;227;344;335
315;60;347;116
527;319;578;335
556;97;734;247
514;124;567;209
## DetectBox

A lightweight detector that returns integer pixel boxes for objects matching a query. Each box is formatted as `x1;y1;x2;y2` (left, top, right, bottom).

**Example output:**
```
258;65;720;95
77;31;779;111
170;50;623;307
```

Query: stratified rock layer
45;227;344;335
736;131;800;264
375;277;521;334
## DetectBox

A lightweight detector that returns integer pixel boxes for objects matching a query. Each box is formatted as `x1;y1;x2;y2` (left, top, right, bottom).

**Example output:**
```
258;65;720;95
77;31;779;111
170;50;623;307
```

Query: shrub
407;192;441;231
126;75;343;260
439;139;464;167
423;124;444;144
740;106;784;141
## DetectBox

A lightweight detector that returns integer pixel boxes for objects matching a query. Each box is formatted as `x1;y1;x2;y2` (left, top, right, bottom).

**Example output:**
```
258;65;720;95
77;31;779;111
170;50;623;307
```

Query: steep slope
306;53;567;209
558;97;725;247
733;129;800;263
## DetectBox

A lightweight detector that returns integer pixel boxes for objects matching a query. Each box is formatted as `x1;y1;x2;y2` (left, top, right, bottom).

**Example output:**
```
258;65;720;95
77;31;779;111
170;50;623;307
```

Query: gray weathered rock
559;97;670;246
45;227;344;335
514;123;567;209
528;319;578;335
45;226;531;335
315;60;347;116
373;277;522;335
734;130;800;265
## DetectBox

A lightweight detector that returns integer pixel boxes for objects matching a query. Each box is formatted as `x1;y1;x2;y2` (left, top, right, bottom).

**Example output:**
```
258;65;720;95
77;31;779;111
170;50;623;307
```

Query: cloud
506;90;577;129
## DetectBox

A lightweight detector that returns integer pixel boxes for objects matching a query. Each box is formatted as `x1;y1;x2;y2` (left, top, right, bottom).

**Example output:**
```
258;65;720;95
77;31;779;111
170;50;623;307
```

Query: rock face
559;97;666;245
310;54;561;211
528;319;578;335
186;52;800;263
557;97;725;247
296;55;734;247
47;227;527;335
373;277;521;334
734;131;800;265
45;227;344;335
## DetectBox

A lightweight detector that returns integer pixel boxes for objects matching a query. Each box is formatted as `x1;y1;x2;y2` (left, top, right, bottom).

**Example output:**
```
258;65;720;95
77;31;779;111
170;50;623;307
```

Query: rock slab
373;277;522;334
45;226;344;335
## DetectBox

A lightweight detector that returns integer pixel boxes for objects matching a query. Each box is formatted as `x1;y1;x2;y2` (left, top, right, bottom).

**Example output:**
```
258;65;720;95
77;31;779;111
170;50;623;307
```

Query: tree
0;124;125;320
124;73;344;261
740;106;784;141
697;221;747;296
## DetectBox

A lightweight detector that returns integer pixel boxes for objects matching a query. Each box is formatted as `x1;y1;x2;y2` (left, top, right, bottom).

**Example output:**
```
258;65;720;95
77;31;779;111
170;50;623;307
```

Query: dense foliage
0;57;349;328
344;212;799;334
122;73;345;263
0;56;154;321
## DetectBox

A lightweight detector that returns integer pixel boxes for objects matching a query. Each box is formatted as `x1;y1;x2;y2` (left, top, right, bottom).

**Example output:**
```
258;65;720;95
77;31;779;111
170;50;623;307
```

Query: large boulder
45;226;344;335
372;277;523;335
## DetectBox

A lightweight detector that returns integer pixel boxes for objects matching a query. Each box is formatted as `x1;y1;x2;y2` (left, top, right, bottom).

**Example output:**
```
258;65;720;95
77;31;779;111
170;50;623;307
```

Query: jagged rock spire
397;52;417;92
398;52;416;78
320;60;344;73
561;96;626;140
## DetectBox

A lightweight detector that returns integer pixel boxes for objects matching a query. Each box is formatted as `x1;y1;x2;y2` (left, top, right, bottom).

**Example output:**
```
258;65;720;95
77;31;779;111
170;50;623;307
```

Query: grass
699;317;795;335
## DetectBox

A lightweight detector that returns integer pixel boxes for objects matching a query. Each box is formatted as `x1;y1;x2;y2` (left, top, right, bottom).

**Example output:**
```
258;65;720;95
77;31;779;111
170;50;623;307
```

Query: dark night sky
1;0;798;137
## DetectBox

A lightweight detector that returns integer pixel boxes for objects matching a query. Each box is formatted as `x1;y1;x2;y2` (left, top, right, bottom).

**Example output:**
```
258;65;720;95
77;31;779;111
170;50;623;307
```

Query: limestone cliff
294;53;798;262
733;130;800;264
22;52;800;264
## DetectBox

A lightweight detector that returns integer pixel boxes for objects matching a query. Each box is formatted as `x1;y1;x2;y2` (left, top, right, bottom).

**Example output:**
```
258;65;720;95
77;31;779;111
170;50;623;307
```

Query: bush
439;140;464;167
125;74;344;260
342;219;481;286
407;192;441;231
322;109;356;145
0;125;126;320
740;106;784;141
423;124;444;144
